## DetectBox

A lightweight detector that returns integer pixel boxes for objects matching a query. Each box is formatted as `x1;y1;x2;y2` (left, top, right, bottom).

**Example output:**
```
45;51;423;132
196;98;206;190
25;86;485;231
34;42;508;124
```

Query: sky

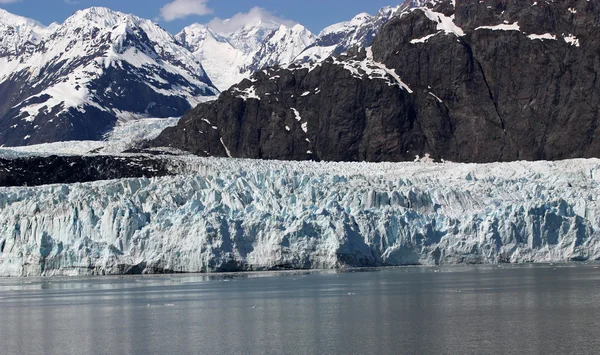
0;0;401;34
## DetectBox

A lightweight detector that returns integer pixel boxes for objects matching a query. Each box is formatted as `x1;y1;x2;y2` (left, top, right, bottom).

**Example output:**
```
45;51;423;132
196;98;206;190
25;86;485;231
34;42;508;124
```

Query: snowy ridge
1;158;599;276
295;4;405;63
244;24;316;73
176;24;249;91
332;47;413;93
178;2;415;91
0;8;53;57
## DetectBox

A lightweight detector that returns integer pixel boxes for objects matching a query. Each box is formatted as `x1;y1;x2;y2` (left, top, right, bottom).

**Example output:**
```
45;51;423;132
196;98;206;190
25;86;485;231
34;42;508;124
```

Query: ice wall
1;158;600;276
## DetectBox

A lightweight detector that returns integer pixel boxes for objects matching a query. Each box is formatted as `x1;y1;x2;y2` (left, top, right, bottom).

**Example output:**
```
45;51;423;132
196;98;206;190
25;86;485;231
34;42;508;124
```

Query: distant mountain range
0;4;408;146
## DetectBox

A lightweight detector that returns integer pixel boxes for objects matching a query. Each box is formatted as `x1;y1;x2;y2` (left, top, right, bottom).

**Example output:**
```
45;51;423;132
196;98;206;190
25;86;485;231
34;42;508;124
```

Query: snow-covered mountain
1;156;599;276
0;7;218;147
295;5;406;62
244;24;317;74
177;4;414;91
177;20;315;91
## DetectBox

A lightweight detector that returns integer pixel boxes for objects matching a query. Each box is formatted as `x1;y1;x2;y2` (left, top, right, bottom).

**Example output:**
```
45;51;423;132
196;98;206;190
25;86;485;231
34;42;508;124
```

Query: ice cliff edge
1;158;599;277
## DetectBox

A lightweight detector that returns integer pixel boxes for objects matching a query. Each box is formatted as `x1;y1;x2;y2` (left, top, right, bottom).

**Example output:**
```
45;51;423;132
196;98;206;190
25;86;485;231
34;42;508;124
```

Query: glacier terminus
1;157;599;277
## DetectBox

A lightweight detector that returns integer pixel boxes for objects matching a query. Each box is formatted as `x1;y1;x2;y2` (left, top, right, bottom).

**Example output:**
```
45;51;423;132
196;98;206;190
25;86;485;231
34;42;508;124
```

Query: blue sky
0;0;399;34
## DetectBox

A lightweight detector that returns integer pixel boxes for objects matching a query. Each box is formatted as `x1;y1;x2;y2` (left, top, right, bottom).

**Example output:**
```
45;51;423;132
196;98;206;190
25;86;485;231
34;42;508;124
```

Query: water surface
1;264;599;355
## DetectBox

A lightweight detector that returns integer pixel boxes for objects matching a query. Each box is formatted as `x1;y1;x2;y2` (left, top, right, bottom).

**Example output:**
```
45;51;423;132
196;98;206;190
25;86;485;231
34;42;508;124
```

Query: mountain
153;0;600;163
294;5;404;63
175;24;249;92
177;20;315;91
244;24;317;73
0;7;218;147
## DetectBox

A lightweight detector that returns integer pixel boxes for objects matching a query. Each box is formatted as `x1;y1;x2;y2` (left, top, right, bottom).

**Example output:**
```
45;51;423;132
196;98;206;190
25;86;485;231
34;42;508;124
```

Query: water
1;264;600;355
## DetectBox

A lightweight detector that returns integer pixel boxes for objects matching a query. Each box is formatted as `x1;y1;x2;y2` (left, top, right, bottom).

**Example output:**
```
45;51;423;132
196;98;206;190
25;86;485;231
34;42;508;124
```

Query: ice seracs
1;157;599;276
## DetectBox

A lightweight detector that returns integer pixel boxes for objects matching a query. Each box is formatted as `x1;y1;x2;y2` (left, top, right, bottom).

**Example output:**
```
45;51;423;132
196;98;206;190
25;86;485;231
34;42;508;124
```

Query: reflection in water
1;264;600;355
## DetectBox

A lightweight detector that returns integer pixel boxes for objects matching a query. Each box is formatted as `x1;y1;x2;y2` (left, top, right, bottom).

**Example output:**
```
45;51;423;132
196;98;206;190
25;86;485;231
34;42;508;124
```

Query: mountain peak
0;8;50;56
0;8;46;29
66;7;139;29
240;19;282;33
351;12;374;24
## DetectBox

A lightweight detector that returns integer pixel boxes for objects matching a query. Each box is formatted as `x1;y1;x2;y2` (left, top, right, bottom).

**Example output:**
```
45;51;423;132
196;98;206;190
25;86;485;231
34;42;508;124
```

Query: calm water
1;264;600;355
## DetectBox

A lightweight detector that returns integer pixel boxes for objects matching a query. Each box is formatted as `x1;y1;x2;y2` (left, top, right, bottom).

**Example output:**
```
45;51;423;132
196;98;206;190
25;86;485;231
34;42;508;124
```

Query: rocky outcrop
153;52;422;162
153;0;600;163
0;155;179;187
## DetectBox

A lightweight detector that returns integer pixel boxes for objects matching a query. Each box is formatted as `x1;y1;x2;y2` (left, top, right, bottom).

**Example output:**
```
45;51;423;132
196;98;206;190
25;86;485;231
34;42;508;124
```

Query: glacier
0;117;181;158
1;157;600;277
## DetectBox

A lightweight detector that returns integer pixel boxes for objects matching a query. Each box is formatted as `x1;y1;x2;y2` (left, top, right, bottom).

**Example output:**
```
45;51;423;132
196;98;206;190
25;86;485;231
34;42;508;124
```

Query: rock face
1;158;599;277
0;7;218;147
154;0;600;163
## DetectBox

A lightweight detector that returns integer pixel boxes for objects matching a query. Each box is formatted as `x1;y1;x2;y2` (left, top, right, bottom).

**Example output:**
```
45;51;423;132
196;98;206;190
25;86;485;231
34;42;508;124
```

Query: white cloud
0;0;21;3
160;0;212;22
207;7;296;35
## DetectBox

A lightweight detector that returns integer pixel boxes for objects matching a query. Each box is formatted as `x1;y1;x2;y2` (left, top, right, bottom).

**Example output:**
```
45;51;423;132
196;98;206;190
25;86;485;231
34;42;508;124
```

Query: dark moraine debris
0;155;178;187
152;0;600;163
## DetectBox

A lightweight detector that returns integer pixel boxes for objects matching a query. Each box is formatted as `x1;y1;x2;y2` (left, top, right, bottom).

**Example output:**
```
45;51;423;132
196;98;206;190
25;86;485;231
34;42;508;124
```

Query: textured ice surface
1;158;600;276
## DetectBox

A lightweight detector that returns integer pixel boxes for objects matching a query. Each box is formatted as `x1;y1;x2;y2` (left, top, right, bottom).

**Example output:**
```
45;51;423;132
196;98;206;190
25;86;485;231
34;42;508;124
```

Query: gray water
1;264;600;355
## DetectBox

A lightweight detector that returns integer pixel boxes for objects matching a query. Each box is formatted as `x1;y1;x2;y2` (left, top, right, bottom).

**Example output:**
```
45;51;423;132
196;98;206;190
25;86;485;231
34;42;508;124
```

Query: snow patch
564;34;580;47
410;32;441;44
220;138;232;157
235;86;261;101
419;8;465;37
332;47;413;93
476;22;521;31
528;33;557;41
291;108;302;121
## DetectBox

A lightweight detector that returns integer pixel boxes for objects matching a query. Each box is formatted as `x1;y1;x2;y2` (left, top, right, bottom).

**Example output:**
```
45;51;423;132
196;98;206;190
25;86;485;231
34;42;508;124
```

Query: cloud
64;0;79;4
160;0;212;22
0;0;21;3
207;7;296;35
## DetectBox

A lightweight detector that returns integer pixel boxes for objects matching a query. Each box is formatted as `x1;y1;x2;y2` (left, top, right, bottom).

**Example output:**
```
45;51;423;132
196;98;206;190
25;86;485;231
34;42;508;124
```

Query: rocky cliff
153;0;600;163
